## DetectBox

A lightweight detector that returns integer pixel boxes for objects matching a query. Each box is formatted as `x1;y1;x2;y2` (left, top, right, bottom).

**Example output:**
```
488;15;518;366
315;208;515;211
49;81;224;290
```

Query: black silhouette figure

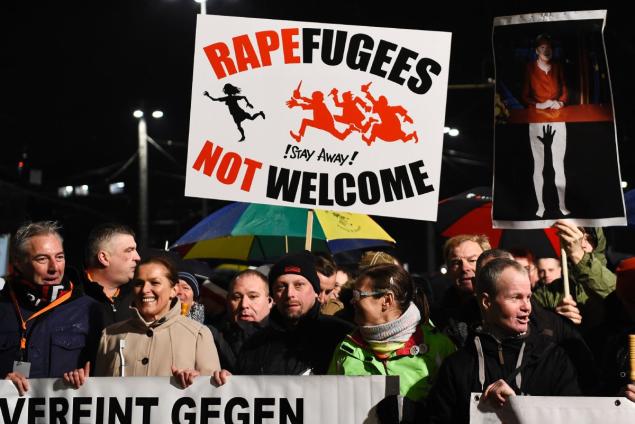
537;124;560;217
204;83;265;142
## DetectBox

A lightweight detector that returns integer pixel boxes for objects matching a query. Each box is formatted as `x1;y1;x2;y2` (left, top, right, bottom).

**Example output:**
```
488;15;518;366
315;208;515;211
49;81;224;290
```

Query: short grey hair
475;249;514;274
475;258;526;297
229;269;270;297
85;223;136;268
10;221;63;265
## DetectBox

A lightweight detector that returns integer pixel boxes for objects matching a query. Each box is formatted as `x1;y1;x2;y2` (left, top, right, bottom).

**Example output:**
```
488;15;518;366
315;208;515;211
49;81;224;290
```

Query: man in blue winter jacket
1;221;102;395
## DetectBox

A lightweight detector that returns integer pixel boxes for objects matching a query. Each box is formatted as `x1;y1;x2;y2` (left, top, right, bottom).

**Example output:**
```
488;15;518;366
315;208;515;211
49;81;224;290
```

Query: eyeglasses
352;289;389;301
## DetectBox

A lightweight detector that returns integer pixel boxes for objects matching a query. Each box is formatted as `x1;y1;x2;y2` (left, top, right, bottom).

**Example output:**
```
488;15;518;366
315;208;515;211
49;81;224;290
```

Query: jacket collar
473;324;531;353
269;300;320;330
81;270;134;301
130;297;182;329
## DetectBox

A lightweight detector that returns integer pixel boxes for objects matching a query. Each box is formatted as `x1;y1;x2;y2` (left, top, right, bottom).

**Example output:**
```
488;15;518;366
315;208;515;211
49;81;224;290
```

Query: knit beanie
268;251;320;294
177;271;200;300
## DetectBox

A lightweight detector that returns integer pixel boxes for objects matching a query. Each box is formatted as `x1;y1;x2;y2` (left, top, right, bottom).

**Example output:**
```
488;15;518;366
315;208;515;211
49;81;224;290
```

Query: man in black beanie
235;251;353;375
267;251;322;321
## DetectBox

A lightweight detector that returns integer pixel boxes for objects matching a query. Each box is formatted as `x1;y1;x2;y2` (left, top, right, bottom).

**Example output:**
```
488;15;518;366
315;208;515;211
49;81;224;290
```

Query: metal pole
138;118;148;248
200;0;206;15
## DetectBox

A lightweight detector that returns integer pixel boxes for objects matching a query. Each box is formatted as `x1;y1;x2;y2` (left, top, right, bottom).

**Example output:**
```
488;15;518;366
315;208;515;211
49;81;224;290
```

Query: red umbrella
437;187;560;258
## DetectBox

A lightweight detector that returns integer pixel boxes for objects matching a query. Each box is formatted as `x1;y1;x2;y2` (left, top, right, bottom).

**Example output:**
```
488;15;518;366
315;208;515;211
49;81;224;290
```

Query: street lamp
133;109;163;248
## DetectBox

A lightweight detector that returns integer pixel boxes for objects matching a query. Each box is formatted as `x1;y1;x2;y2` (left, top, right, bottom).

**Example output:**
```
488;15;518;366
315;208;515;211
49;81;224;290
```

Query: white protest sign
186;15;451;220
470;393;635;423
0;375;398;423
492;10;625;228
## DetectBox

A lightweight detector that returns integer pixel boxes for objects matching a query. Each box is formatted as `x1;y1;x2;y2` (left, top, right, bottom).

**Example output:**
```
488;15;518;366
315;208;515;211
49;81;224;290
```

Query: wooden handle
561;247;570;298
629;334;635;382
305;210;314;251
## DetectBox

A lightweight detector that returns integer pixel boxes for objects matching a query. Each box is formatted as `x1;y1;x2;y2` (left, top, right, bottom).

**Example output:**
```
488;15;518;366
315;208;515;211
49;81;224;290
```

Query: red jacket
522;61;568;106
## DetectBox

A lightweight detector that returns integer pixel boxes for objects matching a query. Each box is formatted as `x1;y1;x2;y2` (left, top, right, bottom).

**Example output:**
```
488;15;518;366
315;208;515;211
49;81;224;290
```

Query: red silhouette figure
329;88;375;133
360;82;418;146
286;82;354;142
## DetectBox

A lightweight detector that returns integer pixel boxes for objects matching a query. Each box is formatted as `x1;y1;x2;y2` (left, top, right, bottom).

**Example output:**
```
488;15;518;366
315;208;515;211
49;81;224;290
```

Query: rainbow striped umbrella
171;202;395;262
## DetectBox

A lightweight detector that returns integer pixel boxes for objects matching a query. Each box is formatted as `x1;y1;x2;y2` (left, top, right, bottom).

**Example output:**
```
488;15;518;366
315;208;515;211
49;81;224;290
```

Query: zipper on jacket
497;343;504;365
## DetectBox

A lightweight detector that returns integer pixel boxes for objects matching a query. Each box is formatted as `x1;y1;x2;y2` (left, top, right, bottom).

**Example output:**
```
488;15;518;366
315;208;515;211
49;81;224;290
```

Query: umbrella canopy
171;202;395;262
437;187;560;258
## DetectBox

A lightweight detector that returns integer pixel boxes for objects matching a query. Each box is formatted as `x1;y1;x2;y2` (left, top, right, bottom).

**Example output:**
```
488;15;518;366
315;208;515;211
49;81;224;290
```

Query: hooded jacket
427;323;580;424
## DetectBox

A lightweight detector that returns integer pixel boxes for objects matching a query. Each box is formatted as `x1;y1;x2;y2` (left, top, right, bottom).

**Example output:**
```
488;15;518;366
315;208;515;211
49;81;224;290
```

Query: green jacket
570;227;616;299
533;228;615;329
327;323;455;401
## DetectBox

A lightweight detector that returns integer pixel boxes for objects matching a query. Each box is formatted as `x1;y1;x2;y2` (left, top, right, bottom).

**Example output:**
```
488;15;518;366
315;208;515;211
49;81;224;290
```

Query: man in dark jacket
82;223;140;326
236;251;354;375
210;269;272;371
431;234;490;348
481;248;597;394
427;258;580;423
1;221;102;395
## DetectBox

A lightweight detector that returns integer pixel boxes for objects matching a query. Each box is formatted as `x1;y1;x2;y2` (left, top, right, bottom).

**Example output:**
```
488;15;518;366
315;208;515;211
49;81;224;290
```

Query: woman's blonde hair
359;251;400;269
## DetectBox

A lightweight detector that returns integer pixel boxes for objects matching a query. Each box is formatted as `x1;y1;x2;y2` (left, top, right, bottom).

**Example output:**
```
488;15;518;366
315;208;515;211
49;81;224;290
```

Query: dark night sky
1;1;634;270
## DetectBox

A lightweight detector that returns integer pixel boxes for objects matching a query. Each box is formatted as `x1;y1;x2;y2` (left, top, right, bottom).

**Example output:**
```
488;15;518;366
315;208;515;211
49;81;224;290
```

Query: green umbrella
171;202;395;262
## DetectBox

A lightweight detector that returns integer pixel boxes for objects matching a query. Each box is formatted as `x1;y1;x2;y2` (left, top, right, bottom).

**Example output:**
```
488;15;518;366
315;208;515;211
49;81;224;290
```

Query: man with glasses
235;251;353;375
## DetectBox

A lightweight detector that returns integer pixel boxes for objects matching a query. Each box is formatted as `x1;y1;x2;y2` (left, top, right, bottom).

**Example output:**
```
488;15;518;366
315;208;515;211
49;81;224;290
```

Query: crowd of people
1;219;635;423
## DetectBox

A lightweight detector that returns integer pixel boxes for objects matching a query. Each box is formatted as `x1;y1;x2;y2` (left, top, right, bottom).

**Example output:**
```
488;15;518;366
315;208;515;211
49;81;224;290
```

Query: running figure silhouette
329;88;375;133
360;82;418;146
204;83;265;142
286;81;354;143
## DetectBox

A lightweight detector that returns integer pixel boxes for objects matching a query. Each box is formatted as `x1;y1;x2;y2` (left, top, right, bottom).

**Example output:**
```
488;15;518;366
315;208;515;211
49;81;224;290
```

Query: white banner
0;375;398;424
470;393;635;423
185;15;451;221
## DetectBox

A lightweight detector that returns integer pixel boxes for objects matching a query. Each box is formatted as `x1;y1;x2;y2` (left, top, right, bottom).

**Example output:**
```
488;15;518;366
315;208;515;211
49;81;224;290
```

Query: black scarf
11;276;72;309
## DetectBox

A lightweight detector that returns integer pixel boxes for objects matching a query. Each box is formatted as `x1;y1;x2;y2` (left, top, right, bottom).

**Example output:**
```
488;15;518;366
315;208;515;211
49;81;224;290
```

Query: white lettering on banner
469;393;635;424
0;375;398;424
